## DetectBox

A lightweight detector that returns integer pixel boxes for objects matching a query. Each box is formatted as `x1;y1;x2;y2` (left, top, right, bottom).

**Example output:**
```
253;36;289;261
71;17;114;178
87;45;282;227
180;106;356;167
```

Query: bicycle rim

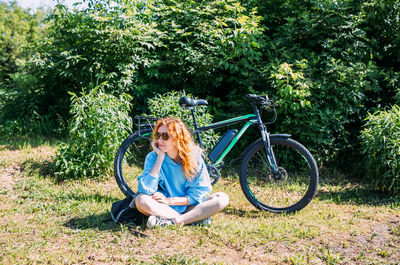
240;138;318;213
114;129;153;197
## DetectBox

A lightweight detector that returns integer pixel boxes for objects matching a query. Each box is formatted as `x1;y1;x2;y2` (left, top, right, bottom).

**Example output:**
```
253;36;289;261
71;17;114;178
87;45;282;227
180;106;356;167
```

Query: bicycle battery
208;129;238;163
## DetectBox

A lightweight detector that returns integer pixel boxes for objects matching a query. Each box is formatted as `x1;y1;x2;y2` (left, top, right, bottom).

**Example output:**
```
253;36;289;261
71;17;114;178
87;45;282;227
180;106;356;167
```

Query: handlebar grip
246;94;257;98
247;94;271;105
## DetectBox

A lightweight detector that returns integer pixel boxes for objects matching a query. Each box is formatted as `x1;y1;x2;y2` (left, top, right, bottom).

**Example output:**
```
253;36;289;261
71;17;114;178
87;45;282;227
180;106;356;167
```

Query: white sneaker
146;215;176;228
190;217;212;226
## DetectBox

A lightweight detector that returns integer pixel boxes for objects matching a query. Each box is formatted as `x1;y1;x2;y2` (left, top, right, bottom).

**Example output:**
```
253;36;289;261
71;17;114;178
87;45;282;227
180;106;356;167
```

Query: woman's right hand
151;140;165;158
148;140;165;179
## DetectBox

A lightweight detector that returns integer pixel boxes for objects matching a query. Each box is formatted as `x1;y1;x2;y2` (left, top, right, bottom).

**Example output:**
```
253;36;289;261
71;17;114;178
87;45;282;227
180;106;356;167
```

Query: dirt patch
0;164;21;211
0;164;20;193
0;145;54;165
0;145;55;211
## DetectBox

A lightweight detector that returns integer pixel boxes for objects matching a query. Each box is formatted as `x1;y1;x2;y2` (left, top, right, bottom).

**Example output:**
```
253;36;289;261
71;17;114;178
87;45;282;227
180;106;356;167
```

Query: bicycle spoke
242;138;316;211
125;136;151;192
115;130;152;196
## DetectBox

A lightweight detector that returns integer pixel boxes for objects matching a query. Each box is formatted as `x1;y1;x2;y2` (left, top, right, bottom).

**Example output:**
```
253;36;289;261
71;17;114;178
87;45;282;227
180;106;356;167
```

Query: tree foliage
1;0;400;178
0;1;46;83
0;1;49;135
10;0;263;122
248;0;400;168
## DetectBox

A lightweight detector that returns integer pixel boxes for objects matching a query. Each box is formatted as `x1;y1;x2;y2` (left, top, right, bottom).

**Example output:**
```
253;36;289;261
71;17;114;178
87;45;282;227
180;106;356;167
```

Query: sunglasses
155;132;170;141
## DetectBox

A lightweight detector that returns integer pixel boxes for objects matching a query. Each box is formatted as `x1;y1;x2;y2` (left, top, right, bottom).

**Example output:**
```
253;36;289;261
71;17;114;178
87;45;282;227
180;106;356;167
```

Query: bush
147;91;219;151
0;2;46;83
360;105;400;195
17;0;264;125
0;72;63;137
52;86;132;180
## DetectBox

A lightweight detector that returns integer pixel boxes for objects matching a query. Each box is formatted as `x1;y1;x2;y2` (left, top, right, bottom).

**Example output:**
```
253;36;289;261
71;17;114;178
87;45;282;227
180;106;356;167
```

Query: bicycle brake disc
269;166;288;182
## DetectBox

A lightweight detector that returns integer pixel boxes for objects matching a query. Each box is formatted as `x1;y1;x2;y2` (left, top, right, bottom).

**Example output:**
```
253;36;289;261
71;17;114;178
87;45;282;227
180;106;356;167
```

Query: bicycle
114;94;319;213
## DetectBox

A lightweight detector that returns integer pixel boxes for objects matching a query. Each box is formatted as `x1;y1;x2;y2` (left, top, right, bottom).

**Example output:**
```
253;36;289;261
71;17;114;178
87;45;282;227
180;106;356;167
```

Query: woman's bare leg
175;192;229;225
134;194;181;219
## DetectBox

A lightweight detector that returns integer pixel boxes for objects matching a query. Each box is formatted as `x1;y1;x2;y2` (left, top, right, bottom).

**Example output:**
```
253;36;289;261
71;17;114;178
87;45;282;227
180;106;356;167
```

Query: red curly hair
152;117;202;179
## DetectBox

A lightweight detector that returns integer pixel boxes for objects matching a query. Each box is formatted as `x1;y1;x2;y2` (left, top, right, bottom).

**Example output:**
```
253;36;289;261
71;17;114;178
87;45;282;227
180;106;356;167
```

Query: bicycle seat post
189;107;204;149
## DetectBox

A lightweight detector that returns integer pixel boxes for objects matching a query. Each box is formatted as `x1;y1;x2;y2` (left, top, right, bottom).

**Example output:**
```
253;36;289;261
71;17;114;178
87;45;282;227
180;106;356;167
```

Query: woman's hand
152;192;169;205
152;193;189;206
149;141;165;178
151;140;165;158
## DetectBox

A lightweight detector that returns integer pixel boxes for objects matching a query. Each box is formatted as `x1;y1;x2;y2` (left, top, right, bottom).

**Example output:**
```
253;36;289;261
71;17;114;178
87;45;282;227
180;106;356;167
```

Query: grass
1;137;400;264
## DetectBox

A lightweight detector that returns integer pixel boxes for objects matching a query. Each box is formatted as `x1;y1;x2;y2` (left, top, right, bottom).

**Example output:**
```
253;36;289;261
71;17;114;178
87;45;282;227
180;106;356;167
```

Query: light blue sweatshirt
137;151;212;213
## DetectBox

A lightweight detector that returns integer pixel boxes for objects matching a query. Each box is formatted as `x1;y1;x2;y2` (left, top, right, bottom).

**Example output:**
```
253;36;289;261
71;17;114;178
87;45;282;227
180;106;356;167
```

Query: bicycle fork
259;125;279;176
254;105;279;176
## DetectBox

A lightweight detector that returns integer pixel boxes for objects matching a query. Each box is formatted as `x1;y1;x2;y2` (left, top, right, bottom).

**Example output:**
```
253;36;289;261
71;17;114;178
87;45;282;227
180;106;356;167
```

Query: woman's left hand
152;192;170;205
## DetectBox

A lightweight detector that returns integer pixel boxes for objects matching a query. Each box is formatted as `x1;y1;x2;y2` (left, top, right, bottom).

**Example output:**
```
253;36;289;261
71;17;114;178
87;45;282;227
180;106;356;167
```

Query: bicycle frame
135;105;280;175
190;106;280;175
194;114;257;166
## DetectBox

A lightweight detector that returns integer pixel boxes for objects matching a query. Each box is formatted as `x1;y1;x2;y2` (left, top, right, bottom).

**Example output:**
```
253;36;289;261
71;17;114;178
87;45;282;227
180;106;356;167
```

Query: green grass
1;139;400;264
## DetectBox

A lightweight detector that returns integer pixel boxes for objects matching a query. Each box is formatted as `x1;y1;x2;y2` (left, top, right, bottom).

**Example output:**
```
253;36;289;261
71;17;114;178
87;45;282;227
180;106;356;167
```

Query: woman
134;116;229;228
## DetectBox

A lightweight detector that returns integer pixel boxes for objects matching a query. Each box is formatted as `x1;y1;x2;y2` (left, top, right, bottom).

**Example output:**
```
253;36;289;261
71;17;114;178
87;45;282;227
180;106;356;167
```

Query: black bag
110;196;145;225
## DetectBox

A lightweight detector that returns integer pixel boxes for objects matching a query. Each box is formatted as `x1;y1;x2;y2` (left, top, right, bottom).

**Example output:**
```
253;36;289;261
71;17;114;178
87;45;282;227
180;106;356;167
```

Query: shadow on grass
317;184;400;208
64;212;148;238
223;205;278;218
21;159;59;180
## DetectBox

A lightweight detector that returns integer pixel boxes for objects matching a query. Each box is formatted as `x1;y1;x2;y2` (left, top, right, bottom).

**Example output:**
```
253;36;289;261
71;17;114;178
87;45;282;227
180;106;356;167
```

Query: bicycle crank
206;164;220;185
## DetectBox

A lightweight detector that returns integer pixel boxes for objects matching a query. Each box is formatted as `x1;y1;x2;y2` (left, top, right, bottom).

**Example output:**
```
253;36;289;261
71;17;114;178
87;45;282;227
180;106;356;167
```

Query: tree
12;0;264;121
0;1;46;83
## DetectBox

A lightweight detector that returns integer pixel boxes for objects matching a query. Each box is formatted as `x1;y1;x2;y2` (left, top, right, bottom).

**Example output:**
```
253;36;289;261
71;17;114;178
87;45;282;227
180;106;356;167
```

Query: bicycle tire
114;128;153;197
239;137;318;213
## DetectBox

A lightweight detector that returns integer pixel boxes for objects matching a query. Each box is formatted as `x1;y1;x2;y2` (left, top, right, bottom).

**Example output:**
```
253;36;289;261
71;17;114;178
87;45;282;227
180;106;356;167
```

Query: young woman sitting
133;117;229;228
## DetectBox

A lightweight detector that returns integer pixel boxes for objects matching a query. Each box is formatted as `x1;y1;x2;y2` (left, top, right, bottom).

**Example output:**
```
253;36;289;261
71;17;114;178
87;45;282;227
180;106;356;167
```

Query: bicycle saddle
179;96;208;108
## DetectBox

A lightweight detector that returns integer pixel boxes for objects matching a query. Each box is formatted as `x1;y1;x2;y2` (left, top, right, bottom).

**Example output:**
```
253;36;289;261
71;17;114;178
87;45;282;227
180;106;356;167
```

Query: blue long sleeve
136;151;212;213
185;161;212;206
137;152;159;195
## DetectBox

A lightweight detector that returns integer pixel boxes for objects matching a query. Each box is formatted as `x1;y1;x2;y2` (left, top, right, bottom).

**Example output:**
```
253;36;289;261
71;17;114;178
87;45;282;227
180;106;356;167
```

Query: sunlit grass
1;140;400;264
121;163;141;192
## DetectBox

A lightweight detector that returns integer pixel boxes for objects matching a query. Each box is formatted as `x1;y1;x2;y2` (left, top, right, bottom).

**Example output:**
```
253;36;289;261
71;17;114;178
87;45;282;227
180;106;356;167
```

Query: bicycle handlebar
246;94;276;108
247;94;277;124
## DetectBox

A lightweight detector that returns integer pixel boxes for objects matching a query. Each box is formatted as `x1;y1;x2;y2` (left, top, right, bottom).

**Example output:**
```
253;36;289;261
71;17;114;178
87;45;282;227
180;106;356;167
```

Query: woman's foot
190;217;211;226
146;215;177;228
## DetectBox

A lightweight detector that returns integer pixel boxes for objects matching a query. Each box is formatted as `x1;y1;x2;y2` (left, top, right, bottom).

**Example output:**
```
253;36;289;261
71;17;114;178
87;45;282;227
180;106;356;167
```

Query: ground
1;140;400;264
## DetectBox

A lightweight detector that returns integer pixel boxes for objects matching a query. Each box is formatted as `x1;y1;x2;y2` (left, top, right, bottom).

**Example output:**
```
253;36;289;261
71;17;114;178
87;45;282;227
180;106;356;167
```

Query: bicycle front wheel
114;128;153;197
240;137;318;213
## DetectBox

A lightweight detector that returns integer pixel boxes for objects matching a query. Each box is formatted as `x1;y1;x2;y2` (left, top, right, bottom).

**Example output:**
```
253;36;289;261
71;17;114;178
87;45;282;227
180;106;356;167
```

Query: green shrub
360;105;400;194
0;72;62;137
270;60;312;112
52;86;132;180
18;0;264;125
0;2;46;83
147;91;219;151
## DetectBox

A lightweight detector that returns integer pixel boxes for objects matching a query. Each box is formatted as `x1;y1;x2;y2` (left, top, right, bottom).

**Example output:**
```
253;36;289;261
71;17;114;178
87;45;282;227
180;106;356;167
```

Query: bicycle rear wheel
240;137;318;213
114;128;153;197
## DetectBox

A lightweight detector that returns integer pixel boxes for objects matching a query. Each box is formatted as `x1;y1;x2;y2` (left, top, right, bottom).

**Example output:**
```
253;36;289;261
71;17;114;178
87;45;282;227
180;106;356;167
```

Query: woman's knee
212;192;230;209
134;194;153;209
